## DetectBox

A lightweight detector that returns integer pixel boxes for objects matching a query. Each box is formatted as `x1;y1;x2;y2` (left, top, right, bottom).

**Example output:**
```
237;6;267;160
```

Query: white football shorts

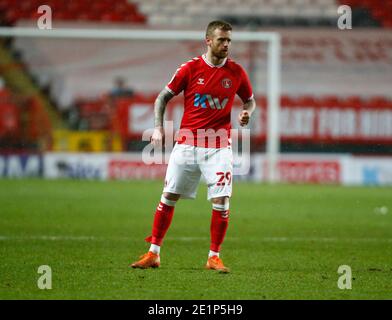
163;143;233;200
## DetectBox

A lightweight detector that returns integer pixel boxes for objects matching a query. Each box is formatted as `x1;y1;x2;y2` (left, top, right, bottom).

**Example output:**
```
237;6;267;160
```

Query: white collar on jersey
202;54;227;68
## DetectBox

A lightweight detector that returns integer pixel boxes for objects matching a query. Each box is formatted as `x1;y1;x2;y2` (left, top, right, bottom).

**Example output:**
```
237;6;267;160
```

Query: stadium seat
296;96;319;107
320;96;340;108
366;96;390;109
24;96;51;142
341;95;362;108
281;95;296;107
0;88;11;100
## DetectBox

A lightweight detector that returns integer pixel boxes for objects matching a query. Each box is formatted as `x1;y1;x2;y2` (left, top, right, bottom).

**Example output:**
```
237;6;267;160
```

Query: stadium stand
0;0;146;25
133;0;384;27
342;0;392;28
0;87;20;144
134;0;339;27
10;24;392;109
1;0;391;154
0;0;387;27
0;83;52;151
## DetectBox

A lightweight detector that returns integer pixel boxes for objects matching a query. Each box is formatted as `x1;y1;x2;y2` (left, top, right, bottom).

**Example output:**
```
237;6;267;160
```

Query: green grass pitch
0;179;391;299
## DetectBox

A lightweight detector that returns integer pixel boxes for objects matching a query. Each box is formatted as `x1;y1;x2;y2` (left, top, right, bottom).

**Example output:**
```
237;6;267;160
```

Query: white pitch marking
0;235;97;241
0;236;391;243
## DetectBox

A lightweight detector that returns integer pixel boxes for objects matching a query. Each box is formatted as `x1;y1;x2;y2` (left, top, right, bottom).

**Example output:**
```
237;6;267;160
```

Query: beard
211;47;228;59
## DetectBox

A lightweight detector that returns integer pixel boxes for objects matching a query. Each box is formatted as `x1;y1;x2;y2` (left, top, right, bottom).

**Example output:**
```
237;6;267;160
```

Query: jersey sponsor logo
222;78;232;89
193;93;228;110
197;78;204;85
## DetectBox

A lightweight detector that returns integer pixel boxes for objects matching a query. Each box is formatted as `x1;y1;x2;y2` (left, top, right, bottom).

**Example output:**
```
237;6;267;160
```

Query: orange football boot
130;251;160;269
205;255;230;273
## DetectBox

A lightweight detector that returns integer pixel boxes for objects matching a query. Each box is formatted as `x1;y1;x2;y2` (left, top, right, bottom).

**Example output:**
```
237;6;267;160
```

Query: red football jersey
166;54;253;148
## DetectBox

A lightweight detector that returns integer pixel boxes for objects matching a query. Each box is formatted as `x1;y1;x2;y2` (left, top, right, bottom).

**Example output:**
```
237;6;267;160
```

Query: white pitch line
260;237;392;243
0;235;391;243
172;236;392;243
0;235;97;241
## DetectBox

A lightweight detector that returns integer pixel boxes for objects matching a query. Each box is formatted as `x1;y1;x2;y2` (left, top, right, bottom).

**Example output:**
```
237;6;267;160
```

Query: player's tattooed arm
151;88;174;146
154;88;174;128
238;97;256;127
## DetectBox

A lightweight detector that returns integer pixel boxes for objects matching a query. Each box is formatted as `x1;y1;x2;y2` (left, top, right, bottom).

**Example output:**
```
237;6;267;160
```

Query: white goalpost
0;27;281;182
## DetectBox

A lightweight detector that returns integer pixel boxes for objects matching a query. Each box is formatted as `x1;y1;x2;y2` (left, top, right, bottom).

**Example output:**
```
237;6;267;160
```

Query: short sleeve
165;63;190;96
237;67;254;103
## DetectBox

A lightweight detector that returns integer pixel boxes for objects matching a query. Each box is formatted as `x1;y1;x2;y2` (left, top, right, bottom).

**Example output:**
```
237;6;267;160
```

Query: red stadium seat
90;2;111;15
320;96;340;108
24;96;52;142
280;95;296;107
0;103;20;137
0;88;11;100
101;13;123;22
54;11;74;21
0;0;8;10
341;95;362;108
0;0;147;24
4;8;20;24
366;96;390;108
296;95;318;107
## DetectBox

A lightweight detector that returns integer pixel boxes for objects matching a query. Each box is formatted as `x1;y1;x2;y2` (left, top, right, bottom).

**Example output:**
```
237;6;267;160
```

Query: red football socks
210;209;229;252
145;201;175;246
145;201;229;252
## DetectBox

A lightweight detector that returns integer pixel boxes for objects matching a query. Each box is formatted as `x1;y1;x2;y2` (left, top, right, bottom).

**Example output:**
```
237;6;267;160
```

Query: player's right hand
151;126;164;147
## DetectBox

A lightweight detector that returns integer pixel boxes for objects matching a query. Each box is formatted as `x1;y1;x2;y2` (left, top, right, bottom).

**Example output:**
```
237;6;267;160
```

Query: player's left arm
238;97;256;127
237;66;256;127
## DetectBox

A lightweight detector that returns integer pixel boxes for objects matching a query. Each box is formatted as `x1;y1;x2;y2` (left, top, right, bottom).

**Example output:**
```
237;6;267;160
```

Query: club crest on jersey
194;93;228;110
221;78;232;89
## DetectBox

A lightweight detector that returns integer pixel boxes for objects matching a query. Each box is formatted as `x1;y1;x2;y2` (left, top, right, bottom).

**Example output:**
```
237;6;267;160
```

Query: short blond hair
206;20;232;38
